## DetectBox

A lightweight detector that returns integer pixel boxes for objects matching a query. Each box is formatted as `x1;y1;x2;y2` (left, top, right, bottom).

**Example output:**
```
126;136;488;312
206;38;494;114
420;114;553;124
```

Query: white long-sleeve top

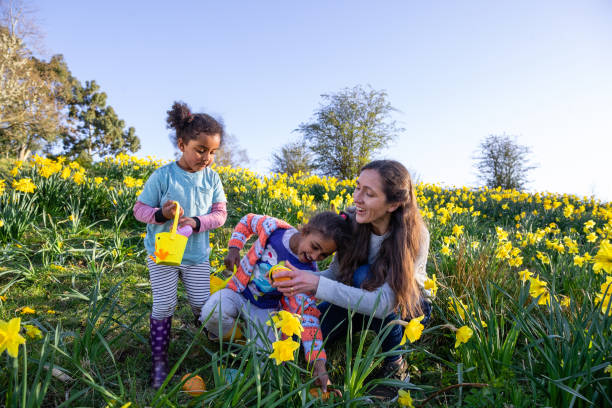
315;224;430;319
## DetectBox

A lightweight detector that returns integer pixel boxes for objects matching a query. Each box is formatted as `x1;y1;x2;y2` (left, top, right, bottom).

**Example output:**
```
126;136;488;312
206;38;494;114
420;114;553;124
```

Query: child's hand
162;200;184;220
224;247;241;272
178;217;196;230
312;360;331;393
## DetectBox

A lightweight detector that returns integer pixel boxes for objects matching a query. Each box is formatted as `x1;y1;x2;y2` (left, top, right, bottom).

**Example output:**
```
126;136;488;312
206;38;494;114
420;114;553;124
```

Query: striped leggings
147;258;210;320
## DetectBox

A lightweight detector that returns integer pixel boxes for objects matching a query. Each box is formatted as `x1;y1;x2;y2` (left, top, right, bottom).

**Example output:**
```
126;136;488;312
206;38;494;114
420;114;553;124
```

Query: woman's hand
162;200;184;220
272;261;320;296
224;247;241;272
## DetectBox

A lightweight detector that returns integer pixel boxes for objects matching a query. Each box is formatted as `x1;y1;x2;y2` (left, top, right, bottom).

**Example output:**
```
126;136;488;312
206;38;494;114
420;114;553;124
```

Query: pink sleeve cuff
133;201;165;224
196;202;227;232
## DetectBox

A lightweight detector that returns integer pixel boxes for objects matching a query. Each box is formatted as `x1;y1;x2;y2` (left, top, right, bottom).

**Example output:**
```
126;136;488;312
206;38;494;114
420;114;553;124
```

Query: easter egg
269;263;291;283
222;324;243;341
309;387;331;401
181;373;205;396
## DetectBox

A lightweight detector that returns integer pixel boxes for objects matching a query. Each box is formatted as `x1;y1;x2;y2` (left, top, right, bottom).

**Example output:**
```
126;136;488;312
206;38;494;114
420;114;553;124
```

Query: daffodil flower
400;315;425;345
24;324;43;340
269;337;300;365
424;274;438;297
0;317;26;357
20;306;36;315
593;240;612;274
267;310;304;338
455;325;473;348
398;389;414;407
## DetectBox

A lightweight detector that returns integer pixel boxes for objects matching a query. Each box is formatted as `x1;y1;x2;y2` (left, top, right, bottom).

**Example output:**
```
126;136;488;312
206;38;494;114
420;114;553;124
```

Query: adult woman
272;160;430;399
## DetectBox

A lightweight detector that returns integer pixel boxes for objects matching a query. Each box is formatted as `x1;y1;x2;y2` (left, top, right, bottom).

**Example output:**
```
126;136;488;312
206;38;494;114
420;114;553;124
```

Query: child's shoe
149;315;172;389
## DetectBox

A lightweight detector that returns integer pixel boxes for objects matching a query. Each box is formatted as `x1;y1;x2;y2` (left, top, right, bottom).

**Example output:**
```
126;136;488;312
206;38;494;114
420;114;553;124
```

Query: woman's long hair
336;160;425;318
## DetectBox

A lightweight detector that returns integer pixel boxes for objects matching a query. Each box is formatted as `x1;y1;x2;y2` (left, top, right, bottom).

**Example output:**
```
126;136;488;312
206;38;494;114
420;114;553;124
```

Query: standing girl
133;101;227;388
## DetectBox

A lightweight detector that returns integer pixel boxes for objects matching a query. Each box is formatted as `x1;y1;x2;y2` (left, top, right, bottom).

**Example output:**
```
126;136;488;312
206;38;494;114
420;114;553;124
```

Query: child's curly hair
166;101;225;146
300;211;353;253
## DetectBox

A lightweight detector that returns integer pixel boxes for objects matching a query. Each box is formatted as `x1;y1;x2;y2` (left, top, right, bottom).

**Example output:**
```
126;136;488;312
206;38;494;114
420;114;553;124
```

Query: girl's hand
178;217;196;229
224;247;241;272
272;261;320;296
312;360;342;397
162;200;184;220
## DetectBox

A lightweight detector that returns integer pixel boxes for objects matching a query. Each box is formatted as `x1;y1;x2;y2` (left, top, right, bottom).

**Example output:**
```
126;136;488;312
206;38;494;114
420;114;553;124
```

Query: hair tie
186;113;194;123
340;212;347;220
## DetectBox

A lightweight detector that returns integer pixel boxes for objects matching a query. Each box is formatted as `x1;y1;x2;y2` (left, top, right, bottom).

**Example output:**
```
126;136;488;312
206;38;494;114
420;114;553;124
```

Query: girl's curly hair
166;101;224;146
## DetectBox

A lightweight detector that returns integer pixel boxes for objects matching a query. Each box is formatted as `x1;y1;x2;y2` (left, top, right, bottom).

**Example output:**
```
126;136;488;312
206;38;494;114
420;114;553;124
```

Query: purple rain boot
149;315;172;389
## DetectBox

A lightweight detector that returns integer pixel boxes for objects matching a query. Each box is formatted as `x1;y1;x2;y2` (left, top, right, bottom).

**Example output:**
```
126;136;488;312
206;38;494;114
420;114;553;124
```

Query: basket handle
170;201;181;234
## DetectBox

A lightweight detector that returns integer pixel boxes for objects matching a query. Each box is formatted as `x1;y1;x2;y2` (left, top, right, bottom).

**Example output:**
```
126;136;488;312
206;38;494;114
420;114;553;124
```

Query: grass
0;155;611;407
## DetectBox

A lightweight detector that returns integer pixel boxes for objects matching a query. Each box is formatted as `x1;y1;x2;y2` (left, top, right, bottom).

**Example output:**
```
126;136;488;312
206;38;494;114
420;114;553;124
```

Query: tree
61;80;140;161
297;85;402;179
270;141;313;175
213;133;249;168
1;0;138;162
0;25;64;160
474;134;536;190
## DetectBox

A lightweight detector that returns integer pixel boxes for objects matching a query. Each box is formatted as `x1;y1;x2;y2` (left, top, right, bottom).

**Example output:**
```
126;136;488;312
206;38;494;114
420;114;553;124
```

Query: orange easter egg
270;263;291;282
222;324;244;341
309;387;330;401
181;373;205;396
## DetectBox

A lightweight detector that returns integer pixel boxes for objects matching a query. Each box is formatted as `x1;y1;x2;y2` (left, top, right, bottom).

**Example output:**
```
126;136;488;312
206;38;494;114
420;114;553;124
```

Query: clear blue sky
31;1;612;201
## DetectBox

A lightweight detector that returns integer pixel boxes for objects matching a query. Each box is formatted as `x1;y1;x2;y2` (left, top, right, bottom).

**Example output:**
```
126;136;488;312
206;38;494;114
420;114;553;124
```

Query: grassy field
0;154;611;407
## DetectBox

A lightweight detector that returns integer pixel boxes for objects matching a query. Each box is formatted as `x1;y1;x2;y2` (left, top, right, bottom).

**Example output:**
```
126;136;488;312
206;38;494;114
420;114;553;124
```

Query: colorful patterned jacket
227;213;326;362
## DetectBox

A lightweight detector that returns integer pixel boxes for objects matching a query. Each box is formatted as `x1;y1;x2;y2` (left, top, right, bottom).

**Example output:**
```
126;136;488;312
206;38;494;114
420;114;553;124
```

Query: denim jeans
318;264;431;363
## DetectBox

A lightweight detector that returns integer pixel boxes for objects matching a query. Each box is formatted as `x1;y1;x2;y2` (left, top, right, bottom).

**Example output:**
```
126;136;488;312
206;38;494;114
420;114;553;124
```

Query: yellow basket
153;201;188;266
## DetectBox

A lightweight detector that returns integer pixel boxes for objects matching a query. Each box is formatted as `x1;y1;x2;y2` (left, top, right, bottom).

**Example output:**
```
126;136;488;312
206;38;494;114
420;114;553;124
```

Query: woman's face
177;133;221;172
353;169;398;234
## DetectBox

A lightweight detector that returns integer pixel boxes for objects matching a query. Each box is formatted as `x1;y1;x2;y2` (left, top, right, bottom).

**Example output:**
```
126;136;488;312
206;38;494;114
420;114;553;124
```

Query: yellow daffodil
400;315;425;345
455;325;473;348
604;365;612;378
593;240;612;275
574;255;586;267
60;167;71;179
0;317;26;357
398;389;414;408
24;324;43;339
0;220;4;228
440;245;451;256
518;269;533;283
267;310;304;338
528;277;550;306
20;306;36;315
210;274;234;294
558;295;571;308
424;274;438;297
12;178;37;193
594;276;612;316
268;337;300;365
448;297;468;320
